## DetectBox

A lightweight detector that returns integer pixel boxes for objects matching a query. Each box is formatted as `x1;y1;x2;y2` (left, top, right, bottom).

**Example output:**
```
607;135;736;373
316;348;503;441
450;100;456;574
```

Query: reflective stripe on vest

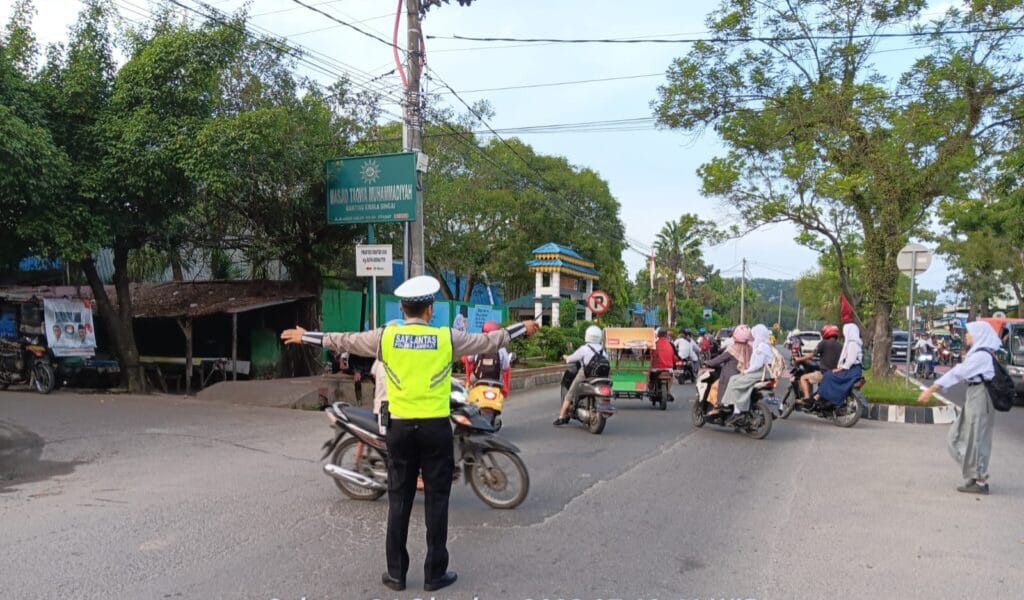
380;323;453;419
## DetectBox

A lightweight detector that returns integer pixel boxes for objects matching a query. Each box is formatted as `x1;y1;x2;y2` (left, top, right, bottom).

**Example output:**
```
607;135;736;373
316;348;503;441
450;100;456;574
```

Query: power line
288;0;404;51
428;26;1024;45
438;73;664;95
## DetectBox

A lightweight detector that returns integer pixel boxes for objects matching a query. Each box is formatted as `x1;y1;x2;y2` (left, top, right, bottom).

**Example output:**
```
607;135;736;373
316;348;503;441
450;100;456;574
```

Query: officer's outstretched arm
280;326;382;357
451;320;539;358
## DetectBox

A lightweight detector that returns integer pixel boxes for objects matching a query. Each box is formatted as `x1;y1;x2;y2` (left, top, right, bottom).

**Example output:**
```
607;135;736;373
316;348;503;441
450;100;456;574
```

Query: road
2;379;1023;600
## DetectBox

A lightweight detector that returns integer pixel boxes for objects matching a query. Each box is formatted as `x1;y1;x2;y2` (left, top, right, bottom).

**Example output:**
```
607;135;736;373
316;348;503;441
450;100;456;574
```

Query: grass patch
862;372;943;407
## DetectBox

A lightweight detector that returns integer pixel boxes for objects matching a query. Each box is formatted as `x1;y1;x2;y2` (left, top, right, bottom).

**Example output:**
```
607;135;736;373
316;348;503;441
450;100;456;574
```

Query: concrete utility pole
777;288;783;329
404;0;426;277
739;258;746;325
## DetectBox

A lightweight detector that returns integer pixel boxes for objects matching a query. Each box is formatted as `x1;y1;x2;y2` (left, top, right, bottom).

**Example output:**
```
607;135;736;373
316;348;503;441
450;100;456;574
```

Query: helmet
656;327;668;337
682;328;693;336
585;325;603;344
732;324;753;343
699;327;706;334
820;324;840;339
482;321;500;333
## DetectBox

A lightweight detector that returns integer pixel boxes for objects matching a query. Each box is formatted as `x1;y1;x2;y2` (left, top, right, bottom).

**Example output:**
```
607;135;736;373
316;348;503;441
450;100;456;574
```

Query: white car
794;331;822;354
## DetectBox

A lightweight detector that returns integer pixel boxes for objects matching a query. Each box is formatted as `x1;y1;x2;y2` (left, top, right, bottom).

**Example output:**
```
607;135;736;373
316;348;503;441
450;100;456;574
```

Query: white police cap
394;275;440;304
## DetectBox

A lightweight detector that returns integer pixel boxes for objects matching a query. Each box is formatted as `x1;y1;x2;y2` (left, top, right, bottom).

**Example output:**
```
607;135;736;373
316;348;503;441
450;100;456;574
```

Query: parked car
795;331;821;354
890;330;910;363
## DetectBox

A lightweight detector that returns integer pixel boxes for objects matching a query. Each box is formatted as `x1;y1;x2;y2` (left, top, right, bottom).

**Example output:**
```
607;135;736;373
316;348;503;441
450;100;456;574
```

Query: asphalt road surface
2;378;1023;600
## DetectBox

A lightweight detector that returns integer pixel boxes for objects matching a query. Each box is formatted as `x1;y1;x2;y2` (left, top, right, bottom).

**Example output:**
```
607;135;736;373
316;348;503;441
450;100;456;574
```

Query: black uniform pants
384;417;454;582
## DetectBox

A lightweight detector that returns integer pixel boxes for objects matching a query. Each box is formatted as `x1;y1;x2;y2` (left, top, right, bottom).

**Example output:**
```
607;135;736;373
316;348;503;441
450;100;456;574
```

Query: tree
654;0;1024;372
653;214;721;328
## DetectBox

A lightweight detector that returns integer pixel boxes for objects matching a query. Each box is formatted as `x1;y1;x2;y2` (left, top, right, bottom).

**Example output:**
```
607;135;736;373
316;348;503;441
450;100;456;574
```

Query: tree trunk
462;272;475;303
861;220;904;375
79;246;146;393
177;317;193;395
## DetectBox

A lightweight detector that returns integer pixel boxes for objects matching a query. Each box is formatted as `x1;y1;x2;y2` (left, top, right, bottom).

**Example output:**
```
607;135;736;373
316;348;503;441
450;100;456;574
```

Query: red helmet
482;321;501;333
820;324;840;339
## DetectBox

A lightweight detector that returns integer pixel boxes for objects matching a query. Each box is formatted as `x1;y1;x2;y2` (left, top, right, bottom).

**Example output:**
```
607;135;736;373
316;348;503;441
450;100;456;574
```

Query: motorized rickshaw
604;327;675;410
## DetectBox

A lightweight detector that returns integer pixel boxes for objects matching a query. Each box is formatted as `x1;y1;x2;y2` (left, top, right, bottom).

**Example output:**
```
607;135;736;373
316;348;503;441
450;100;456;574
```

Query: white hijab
746;324;774;372
966;321;1001;355
838;323;863;369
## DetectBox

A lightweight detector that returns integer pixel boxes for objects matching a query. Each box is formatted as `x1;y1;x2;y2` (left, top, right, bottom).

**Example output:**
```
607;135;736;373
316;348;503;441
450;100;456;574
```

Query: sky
3;0;957;295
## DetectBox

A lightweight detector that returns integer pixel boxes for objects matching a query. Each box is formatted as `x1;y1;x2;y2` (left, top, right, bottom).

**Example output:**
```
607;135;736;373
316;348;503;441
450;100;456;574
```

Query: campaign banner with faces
44;298;97;357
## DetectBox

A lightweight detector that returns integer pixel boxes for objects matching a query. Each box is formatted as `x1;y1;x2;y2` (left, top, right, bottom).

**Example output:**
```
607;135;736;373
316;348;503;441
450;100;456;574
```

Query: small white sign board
356;244;392;277
897;243;932;275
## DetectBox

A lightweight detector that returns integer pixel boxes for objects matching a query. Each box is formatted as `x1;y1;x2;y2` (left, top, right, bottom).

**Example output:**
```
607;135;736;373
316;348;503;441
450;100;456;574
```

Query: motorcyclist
914;332;937;375
653;327;680;370
793;324;842;401
554;325;607;426
467;321;512;396
674;329;699;365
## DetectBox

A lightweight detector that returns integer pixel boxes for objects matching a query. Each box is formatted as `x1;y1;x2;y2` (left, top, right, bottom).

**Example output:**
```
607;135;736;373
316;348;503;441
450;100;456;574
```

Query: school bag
983;350;1015;412
473;352;502;381
583;344;611;378
764;346;786;380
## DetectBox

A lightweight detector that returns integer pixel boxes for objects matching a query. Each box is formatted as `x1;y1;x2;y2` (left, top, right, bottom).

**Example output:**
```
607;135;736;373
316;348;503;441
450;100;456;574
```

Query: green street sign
326;152;417;224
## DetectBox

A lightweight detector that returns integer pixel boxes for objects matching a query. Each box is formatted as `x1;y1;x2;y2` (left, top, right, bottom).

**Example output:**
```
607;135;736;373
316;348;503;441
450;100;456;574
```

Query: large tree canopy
654;0;1024;371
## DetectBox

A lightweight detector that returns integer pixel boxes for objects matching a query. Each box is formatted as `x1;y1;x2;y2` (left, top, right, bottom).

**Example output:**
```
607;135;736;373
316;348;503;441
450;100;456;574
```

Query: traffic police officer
281;276;538;593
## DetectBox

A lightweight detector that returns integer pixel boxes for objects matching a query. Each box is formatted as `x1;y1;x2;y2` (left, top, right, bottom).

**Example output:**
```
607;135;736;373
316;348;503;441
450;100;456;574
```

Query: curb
864;371;959;425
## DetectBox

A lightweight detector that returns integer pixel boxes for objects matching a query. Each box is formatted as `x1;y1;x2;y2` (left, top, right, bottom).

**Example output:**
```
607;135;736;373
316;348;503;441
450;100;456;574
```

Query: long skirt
817;364;863;406
948;384;994;481
719;371;764;412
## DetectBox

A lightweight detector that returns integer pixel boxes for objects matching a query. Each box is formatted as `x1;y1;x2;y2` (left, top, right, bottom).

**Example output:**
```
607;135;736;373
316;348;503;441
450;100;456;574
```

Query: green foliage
508;325;584;364
559;297;577;328
654;0;1024;370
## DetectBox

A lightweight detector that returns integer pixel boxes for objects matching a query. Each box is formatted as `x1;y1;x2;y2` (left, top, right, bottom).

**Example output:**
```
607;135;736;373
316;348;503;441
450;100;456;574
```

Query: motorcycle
691;367;780;439
0;337;56;394
565;373;617;434
915;352;936;379
648;368;674;410
779;359;865;428
937;346;952;366
466;378;505;431
320;380;530;509
673;358;696;384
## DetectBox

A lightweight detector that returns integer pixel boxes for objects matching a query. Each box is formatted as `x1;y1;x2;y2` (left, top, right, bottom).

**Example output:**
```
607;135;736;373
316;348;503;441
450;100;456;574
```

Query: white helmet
585;325;603;344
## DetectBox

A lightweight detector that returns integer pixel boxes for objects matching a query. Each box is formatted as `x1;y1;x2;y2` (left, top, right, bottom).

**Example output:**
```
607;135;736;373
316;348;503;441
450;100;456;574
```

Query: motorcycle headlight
1008;365;1024;377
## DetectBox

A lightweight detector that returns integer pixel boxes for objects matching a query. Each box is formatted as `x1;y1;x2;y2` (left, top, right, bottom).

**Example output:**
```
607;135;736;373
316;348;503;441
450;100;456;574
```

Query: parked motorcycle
320;380;530;509
0;338;56;394
779;359;865;428
691;368;780;439
673;358;696;384
915;352;936;379
648;368;674;410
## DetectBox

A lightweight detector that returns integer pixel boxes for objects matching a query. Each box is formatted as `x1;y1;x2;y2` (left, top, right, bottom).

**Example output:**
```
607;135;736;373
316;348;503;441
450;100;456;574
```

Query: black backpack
584;345;610;378
473;352;502;381
983;351;1015;412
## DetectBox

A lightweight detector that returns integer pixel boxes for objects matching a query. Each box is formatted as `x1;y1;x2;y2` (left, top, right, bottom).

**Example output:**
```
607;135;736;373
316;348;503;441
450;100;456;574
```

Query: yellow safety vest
380;323;453;419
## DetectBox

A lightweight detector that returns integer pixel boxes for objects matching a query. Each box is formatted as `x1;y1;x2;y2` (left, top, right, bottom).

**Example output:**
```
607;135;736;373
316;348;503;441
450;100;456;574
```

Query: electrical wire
428;26;1024;45
288;0;406;51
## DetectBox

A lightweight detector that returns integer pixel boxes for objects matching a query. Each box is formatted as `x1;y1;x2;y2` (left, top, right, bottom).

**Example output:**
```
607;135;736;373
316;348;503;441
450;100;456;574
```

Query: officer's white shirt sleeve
451;323;526;358
304;329;383;358
564;344;592;365
935;351;995;389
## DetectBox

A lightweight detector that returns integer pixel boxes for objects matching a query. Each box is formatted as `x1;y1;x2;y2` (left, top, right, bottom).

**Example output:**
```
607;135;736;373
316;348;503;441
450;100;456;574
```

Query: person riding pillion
554;325;607;426
280;276;539;593
718;324;775;425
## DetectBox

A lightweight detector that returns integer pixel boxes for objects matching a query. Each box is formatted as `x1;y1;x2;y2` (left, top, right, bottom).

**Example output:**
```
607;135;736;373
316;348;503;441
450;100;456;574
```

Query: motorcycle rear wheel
586;411;607;434
744;401;773;439
832;392;863;428
330;437;387;501
468;449;529;509
32;363;55;394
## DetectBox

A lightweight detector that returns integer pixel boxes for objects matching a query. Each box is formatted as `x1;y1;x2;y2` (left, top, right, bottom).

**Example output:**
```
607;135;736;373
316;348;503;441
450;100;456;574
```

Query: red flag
840;295;856;324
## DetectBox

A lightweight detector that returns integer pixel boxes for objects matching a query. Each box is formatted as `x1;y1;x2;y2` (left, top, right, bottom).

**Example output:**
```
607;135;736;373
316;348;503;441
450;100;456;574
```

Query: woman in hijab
719;324;775;425
703;324;753;416
918;321;1001;494
815;323;864;406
